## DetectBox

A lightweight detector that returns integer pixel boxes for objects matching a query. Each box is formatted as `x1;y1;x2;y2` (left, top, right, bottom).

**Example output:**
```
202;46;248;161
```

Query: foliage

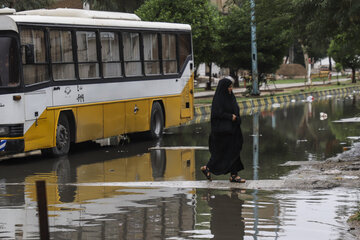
351;211;360;221
335;62;342;73
328;32;360;83
135;0;221;68
0;0;54;11
217;0;291;77
290;0;360;62
82;0;144;13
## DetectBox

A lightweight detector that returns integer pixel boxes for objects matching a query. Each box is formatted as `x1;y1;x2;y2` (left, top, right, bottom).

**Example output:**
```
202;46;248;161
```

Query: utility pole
250;0;259;95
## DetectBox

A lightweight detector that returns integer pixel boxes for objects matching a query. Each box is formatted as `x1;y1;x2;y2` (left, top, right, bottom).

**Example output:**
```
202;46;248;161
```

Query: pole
253;112;259;181
250;0;259;95
36;180;50;240
252;112;259;239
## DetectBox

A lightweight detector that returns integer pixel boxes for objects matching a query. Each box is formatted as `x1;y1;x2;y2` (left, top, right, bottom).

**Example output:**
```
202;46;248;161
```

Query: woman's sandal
201;166;212;181
229;175;246;183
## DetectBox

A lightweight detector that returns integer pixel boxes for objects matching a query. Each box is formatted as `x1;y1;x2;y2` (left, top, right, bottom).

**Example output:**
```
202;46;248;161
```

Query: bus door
0;34;24;134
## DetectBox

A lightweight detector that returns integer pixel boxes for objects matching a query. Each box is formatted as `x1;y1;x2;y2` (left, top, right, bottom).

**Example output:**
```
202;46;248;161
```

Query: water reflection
176;94;360;180
208;190;245;240
0;157;358;239
0;94;359;239
0;140;197;239
195;188;359;240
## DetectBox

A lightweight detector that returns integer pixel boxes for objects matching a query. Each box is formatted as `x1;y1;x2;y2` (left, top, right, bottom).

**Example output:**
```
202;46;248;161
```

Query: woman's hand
232;114;237;121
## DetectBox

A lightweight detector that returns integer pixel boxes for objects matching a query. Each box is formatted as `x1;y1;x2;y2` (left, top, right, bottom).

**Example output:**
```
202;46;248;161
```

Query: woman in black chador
200;77;245;183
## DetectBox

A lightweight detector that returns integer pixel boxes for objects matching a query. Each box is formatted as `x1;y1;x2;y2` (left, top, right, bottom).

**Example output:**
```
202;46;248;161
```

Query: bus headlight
0;126;9;136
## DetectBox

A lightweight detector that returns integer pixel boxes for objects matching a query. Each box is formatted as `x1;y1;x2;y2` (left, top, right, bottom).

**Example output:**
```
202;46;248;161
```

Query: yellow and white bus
0;8;194;157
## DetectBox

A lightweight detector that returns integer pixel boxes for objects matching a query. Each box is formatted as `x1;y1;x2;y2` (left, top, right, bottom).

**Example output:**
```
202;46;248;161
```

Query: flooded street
0;94;360;239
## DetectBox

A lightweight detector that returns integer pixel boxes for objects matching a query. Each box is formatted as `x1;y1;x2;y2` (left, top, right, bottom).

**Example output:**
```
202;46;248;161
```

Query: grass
194;77;351;93
349;211;360;222
194;81;358;106
274;76;349;84
194;87;210;93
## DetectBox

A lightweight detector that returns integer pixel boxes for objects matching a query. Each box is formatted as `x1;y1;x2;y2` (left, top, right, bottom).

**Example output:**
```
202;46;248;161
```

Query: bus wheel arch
42;110;75;157
60;110;76;144
149;101;165;139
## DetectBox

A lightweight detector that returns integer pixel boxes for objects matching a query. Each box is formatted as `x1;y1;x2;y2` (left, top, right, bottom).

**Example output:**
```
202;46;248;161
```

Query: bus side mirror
21;44;35;64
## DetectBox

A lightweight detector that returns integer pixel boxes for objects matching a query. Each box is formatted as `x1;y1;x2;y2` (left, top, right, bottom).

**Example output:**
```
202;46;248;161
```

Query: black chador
201;78;245;182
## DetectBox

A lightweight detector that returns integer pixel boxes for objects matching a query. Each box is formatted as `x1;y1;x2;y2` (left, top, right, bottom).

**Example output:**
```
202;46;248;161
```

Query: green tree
328;32;360;83
290;0;360;76
335;62;342;84
218;0;291;87
82;0;144;13
135;0;221;89
0;0;54;11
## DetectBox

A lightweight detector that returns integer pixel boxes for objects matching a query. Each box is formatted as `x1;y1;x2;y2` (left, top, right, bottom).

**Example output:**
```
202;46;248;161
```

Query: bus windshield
0;37;19;87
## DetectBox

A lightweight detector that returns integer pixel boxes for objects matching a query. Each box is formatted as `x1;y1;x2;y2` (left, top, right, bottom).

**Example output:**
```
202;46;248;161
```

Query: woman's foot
201;166;212;181
229;175;246;183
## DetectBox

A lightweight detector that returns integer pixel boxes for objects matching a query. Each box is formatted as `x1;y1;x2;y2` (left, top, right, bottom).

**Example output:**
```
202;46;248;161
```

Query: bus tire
148;102;164;139
42;114;71;157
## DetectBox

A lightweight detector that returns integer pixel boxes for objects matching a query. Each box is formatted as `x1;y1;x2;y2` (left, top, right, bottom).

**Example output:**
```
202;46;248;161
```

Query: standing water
0;93;359;239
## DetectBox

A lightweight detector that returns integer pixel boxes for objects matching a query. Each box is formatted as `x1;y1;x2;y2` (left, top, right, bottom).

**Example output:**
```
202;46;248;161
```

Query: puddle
0;185;358;239
0;92;359;239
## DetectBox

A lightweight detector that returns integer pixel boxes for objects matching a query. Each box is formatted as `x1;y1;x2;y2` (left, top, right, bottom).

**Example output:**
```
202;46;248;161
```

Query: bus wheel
149;102;164;139
42;115;70;157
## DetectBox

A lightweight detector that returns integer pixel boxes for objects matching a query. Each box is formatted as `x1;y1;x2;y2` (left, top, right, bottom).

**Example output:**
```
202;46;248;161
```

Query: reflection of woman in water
200;77;245;183
207;190;245;240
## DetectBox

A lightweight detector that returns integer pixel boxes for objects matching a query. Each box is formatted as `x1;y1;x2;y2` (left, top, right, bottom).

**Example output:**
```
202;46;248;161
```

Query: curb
194;86;360;118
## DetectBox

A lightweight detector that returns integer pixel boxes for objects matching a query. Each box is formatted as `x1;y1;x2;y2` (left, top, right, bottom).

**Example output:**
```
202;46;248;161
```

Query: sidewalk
194;78;350;98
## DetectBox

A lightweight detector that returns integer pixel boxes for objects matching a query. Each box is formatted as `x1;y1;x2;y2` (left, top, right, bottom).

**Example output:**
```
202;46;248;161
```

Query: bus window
178;34;192;70
50;30;75;81
100;32;122;78
0;37;19;87
162;34;177;74
122;32;142;76
76;31;99;79
143;33;160;75
20;29;49;85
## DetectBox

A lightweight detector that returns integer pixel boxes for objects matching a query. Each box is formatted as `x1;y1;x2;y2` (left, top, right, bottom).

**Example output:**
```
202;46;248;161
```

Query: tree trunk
351;67;356;83
284;55;289;64
205;63;212;90
230;68;239;88
300;42;311;84
328;56;332;71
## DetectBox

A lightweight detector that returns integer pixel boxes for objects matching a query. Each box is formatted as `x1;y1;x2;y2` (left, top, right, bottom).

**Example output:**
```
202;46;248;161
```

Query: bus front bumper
0;139;24;155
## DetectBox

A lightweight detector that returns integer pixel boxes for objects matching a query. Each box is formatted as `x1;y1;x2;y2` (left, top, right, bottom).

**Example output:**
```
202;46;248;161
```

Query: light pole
250;0;259;95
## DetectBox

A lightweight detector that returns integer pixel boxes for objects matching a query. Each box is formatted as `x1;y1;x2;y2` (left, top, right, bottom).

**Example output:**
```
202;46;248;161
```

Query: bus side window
76;31;100;79
178;34;192;71
100;32;122;78
20;28;50;85
22;44;34;64
143;33;160;75
50;30;75;81
122;32;142;77
162;34;177;74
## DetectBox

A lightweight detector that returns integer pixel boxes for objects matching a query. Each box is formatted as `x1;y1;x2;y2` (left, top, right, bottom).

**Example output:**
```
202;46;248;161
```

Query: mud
348;220;360;240
282;142;360;189
282;142;360;237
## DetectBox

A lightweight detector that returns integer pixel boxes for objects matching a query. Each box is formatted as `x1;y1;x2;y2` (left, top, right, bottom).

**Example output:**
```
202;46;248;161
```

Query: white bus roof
0;8;191;32
16;8;142;21
0;7;16;15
